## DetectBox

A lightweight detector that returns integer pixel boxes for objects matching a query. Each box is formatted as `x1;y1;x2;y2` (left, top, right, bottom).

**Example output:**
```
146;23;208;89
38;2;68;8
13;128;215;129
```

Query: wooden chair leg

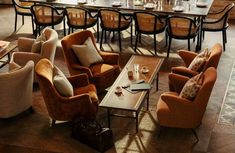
167;37;172;58
154;34;157;55
118;31;122;52
188;39;191;51
130;22;133;46
63;18;66;36
135;33;139;53
14;13;17;31
96;20;99;42
222;30;226;51
165;32;168;47
224;30;227;43
100;29;104;50
22;15;25;25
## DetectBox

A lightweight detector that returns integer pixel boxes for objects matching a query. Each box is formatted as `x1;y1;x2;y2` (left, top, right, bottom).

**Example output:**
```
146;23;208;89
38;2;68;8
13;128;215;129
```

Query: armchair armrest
60;94;97;119
168;73;190;93
178;50;198;67
18;37;35;52
70;64;93;78
67;73;90;88
11;52;42;67
99;51;119;65
171;67;199;78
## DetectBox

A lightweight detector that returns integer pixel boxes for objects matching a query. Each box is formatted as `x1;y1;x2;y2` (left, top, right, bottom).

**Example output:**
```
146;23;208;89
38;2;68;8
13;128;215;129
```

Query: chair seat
90;63;115;76
202;20;228;30
74;84;99;104
70;17;97;27
168;27;198;38
16;7;31;14
37;15;64;24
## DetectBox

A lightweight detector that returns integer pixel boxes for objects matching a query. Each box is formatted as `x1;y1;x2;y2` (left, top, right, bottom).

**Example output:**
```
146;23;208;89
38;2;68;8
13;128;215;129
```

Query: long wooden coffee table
0;42;17;69
99;55;164;132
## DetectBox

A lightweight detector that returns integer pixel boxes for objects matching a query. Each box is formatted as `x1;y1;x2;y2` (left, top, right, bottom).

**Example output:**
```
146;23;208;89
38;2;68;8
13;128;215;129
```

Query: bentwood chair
157;67;217;141
65;7;99;38
133;12;166;55
98;9;132;52
166;16;200;58
61;30;121;93
30;4;65;37
12;0;34;32
35;59;99;126
202;3;234;51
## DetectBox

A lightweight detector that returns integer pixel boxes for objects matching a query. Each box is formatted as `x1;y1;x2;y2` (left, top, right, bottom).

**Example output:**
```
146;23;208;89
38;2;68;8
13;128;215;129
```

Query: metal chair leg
222;30;226;51
14;13;17;31
188;39;191;51
100;29;104;50
167;37;172;58
118;31;122;52
191;129;199;142
135;33;139;53
154;34;157;55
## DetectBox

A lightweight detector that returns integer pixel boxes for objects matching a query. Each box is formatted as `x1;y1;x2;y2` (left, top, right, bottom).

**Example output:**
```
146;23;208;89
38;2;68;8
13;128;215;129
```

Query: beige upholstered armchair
0;61;34;118
11;28;58;82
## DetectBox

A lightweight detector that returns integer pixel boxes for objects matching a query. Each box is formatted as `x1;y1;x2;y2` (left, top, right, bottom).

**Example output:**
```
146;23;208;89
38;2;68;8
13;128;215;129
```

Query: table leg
156;72;159;91
107;109;111;128
135;111;139;133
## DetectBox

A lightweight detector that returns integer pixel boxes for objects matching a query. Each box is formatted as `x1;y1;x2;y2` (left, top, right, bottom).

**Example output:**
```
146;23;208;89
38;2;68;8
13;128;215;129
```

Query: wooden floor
1;5;235;153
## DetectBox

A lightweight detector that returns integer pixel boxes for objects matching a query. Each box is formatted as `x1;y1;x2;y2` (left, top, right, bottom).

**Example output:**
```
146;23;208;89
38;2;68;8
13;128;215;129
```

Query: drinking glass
134;64;139;72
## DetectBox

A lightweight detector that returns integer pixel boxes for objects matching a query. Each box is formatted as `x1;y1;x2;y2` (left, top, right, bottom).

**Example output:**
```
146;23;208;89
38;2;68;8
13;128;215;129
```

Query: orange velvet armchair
171;43;222;78
35;59;99;126
61;30;121;93
156;67;217;139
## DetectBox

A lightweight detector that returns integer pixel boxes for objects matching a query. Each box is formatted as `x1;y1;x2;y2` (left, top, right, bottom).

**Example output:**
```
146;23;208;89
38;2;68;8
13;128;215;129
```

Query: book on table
130;83;151;91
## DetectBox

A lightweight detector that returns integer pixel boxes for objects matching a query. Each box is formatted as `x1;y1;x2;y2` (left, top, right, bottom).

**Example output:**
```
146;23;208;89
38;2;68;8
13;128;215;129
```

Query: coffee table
99;55;164;132
0;42;17;69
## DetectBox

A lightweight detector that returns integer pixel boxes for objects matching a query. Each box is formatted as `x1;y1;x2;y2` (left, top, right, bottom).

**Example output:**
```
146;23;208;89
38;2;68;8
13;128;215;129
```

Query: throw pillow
188;48;210;72
31;33;46;53
53;66;74;97
72;37;103;67
179;73;204;100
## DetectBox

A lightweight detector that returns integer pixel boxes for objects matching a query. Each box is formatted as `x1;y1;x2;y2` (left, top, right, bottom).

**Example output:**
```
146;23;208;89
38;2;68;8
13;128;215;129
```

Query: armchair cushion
72;37;103;67
188;48;210;71
31;33;46;53
179;73;203;100
53;66;74;97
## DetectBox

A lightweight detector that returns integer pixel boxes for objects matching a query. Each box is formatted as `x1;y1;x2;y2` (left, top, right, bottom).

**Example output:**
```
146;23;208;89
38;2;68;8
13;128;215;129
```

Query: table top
99;55;164;111
0;42;17;59
21;0;214;17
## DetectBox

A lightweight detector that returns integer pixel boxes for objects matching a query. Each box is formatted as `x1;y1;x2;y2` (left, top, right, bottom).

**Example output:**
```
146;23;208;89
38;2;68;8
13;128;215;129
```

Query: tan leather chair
0;61;34;118
171;43;222;78
61;30;121;93
11;28;58;82
35;59;99;126
156;67;217;140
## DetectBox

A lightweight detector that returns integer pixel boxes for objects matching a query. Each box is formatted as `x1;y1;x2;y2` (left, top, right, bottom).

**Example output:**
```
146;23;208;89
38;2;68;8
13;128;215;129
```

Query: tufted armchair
61;30;121;93
0;61;34;118
35;59;99;125
11;28;58;82
156;67;217;139
171;43;222;78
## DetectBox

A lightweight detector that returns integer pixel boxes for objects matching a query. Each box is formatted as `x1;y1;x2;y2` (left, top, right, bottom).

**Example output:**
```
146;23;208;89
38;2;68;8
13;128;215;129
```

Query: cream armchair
0;61;34;118
11;28;58;82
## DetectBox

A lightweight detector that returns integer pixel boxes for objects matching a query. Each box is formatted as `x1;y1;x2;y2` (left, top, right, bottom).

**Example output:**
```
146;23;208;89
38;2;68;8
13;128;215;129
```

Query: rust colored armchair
61;30;121;93
171;43;222;78
156;67;217;139
35;59;99;125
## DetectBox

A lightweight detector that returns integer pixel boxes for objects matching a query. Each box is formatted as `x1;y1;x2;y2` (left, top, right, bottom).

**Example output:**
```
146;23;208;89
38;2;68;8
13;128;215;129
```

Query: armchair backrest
35;58;66;120
193;67;217;119
0;61;34;118
41;28;58;64
61;30;97;75
202;43;222;72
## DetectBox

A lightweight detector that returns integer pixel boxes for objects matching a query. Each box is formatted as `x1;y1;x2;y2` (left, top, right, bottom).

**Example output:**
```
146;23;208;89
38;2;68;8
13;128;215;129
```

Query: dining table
20;0;214;51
